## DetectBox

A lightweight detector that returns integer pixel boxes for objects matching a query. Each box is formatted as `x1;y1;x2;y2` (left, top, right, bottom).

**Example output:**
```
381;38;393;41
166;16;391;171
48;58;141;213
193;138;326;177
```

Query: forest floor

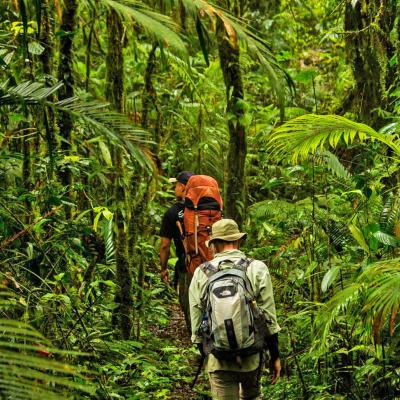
164;303;208;399
150;300;211;399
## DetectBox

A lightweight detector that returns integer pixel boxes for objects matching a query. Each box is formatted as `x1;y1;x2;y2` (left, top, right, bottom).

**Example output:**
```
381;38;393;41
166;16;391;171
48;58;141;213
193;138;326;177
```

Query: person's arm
159;208;175;284
189;269;204;344
251;262;281;383
265;333;281;384
252;262;281;336
160;236;171;284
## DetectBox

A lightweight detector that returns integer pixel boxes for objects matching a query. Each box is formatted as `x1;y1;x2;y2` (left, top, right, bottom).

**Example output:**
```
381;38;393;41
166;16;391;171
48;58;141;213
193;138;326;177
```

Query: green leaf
32;219;49;233
28;41;45;55
93;212;102;232
349;223;369;253
321;264;341;293
99;141;113;166
267;114;400;163
102;209;113;220
372;231;400;247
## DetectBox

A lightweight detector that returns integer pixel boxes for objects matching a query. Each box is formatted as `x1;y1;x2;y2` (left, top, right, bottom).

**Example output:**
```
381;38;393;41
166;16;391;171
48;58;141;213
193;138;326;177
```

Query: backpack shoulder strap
199;261;219;278
232;257;256;296
234;257;254;271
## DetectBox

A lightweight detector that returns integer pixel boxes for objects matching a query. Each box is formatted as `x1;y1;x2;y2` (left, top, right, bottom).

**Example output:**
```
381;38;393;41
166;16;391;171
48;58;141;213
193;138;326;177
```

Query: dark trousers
175;257;192;333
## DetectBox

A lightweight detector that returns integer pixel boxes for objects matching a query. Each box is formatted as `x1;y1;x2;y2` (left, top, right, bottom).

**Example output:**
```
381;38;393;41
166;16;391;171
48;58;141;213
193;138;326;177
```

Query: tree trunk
105;11;124;111
106;9;133;340
218;32;246;227
344;0;396;128
57;0;77;188
40;0;55;179
141;44;158;132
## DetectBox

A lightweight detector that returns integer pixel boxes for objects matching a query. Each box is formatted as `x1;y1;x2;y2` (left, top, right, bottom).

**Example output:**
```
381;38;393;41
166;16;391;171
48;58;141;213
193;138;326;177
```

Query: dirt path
161;303;210;399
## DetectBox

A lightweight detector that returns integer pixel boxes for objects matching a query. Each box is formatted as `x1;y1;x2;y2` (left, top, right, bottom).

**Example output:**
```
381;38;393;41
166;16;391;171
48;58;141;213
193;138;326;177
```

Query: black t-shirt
160;202;185;258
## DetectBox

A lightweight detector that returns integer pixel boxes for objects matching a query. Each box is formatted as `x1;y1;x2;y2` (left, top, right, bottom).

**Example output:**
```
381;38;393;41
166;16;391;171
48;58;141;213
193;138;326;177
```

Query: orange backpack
183;175;223;275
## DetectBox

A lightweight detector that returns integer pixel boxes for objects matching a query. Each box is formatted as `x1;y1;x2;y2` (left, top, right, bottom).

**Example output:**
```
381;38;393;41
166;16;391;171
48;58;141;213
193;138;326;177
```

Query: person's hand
196;343;205;357
270;358;281;384
161;269;169;284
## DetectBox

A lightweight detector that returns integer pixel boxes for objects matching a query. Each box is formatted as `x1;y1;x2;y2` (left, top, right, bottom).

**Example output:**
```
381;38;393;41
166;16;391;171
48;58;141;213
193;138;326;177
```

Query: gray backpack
198;258;267;360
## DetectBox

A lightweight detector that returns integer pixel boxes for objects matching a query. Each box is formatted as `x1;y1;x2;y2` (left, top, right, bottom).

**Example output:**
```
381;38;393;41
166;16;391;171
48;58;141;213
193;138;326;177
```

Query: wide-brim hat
206;219;247;247
168;171;195;185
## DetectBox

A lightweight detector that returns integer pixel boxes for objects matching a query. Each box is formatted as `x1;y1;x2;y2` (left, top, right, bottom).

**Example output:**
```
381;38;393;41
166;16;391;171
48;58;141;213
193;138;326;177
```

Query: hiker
160;170;194;328
189;219;281;399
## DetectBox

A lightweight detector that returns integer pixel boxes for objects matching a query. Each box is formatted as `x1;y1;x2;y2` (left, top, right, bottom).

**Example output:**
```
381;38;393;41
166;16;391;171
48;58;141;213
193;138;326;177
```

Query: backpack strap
199;261;219;277
234;257;254;271
233;257;256;296
207;265;255;298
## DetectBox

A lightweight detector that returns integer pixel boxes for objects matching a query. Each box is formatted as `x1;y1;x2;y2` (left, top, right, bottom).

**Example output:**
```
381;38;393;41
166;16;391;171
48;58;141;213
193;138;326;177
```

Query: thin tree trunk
218;31;246;227
106;9;133;340
40;0;55;179
141;44;158;131
57;0;77;190
85;8;96;92
129;44;161;337
22;125;32;221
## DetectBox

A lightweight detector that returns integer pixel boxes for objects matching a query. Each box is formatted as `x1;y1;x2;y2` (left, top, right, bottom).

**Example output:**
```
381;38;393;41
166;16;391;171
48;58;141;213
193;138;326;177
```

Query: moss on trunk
106;9;133;340
57;0;77;188
344;0;396;128
218;32;246;228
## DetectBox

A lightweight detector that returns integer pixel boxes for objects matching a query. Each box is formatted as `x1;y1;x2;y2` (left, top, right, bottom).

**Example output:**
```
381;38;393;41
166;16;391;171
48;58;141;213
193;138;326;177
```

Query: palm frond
267;114;400;162
315;258;400;354
0;81;155;172
99;0;186;53
0;81;63;105
178;0;291;117
54;97;154;171
313;283;362;354
358;259;400;337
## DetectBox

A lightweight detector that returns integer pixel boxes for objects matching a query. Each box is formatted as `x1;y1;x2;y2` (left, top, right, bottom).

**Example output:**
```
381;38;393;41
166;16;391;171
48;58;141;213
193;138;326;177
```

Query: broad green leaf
349;223;369;253
321;264;341;293
99;141;113;166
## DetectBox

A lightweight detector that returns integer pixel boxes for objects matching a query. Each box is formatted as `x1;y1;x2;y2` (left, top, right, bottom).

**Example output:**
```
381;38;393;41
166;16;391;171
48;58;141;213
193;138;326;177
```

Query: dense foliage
1;0;400;398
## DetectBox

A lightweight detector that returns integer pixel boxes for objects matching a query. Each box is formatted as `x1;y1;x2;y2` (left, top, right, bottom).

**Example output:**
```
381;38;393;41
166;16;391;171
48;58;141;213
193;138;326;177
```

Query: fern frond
314;150;352;183
267;114;400;162
380;195;400;234
0;291;95;399
104;218;115;264
326;220;352;252
249;199;298;220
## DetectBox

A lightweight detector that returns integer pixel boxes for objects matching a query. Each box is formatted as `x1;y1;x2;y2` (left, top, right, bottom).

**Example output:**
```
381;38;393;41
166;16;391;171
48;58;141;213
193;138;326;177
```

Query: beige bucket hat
206;219;247;247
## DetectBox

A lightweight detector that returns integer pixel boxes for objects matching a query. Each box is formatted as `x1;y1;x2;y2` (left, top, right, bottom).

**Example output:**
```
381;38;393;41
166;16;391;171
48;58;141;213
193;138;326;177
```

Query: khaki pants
209;369;262;400
178;271;191;333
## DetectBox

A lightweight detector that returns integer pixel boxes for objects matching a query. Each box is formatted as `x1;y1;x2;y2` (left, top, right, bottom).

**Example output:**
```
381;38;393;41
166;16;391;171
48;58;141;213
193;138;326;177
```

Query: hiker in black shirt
160;171;194;330
160;202;185;284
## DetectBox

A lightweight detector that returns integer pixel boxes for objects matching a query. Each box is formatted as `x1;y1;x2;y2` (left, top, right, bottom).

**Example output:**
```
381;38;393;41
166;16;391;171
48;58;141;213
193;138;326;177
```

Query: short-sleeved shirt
160;202;185;258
